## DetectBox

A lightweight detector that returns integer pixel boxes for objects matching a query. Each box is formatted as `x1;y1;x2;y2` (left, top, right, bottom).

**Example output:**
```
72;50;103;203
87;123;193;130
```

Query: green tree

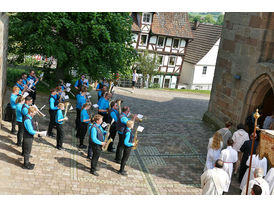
8;12;137;82
204;14;216;24
134;50;160;87
216;14;224;25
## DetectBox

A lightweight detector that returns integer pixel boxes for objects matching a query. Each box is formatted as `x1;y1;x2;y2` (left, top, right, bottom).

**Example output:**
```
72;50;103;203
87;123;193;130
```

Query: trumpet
33;105;46;117
102;119;115;152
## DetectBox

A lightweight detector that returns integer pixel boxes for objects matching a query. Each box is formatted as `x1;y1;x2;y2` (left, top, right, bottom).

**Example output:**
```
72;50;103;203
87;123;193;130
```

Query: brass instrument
33;105;46;117
116;99;123;114
64;102;70;117
132;128;139;150
130;114;143;122
102;119;115;152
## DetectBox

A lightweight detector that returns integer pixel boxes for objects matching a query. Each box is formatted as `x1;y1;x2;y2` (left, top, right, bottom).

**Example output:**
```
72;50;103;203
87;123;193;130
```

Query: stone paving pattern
0;87;240;194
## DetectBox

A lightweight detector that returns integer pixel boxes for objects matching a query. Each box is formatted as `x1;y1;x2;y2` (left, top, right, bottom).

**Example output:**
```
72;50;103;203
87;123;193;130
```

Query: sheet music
66;87;71;92
66;83;71;87
86;92;90;95
137;114;143;119
23;92;29;98
69;105;73;110
39;72;44;78
137;126;144;132
40;131;47;137
93;104;99;108
64;95;69;100
88;95;91;99
102;122;107;128
84;79;88;83
29;79;34;84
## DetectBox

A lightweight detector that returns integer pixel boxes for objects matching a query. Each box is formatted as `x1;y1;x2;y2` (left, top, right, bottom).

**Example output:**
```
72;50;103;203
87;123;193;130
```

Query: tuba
102;119;115;152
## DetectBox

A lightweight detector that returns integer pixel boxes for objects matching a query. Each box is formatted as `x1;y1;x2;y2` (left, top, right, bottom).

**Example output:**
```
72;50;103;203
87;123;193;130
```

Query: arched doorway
241;73;274;133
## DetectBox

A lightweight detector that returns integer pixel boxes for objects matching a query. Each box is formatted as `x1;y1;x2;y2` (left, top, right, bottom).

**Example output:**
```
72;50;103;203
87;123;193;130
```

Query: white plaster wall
198;39;220;65
192;65;215;84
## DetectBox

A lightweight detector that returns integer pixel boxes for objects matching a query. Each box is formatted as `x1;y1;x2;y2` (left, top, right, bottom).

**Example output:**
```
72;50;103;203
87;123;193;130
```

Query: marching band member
21;73;29;86
75;87;87;130
77;103;91;149
96;79;105;100
115;106;136;163
57;79;65;91
97;85;107;101
56;86;64;103
90;114;106;176
10;86;20;134
118;120;135;176
74;74;89;92
47;88;58;137
16;96;25;146
27;70;39;104
15;78;27;95
22;106;43;170
107;101;119;152
98;92;112;123
55;103;68;150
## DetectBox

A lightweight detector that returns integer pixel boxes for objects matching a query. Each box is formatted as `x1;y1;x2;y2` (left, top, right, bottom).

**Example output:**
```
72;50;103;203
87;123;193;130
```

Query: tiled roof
184;23;223;64
131;13;140;32
151;12;193;39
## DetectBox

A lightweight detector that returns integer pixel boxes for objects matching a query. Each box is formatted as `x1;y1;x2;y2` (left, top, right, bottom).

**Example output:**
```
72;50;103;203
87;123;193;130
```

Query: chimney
192;20;200;30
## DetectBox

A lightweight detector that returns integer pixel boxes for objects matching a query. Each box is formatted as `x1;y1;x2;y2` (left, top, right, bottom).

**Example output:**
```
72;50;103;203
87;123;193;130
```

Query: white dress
241;177;270;195
264;168;274;195
219;146;238;192
240;154;267;190
232;129;250;152
201;167;230;195
204;137;223;171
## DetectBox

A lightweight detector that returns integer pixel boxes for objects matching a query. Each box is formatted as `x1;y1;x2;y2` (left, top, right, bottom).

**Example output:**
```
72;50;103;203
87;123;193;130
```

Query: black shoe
56;146;64;150
48;133;55;137
79;144;87;149
87;156;92;160
11;131;17;135
114;159;121;164
118;170;127;176
22;163;34;170
90;171;99;176
17;143;22;147
108;148;115;153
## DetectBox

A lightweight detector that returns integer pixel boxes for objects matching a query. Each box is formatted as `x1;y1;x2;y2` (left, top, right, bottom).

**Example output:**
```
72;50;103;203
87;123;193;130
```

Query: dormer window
142;13;152;24
157;36;165;47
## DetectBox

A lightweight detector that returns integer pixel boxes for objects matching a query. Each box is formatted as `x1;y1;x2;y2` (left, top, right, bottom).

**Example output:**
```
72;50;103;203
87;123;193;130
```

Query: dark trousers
47;109;57;135
22;136;33;165
91;143;102;172
120;146;132;172
115;133;125;161
56;124;64;148
17;121;24;145
75;109;80;131
108;124;117;150
239;164;248;183
11;109;16;132
87;138;93;158
29;90;36;105
77;122;88;145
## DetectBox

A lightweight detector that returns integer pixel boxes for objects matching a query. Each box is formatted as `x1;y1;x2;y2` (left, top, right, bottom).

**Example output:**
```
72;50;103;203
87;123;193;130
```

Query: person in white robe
219;139;238;192
264;168;274;195
201;159;230;195
241;168;270;195
240;153;267;190
204;132;223;171
231;123;249;175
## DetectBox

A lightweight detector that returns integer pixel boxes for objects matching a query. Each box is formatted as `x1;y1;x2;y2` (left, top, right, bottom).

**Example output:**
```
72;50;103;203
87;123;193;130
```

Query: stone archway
241;73;274;126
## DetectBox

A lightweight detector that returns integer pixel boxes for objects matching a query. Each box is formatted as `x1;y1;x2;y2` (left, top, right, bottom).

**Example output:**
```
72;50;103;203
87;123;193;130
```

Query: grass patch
148;88;211;94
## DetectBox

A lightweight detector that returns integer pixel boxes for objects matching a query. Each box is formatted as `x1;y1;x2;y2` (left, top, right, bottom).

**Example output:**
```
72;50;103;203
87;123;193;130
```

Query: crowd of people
8;71;141;177
201;117;274;195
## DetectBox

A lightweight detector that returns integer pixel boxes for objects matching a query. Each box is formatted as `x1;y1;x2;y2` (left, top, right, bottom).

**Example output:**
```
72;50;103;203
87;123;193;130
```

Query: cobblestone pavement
0;87;240;195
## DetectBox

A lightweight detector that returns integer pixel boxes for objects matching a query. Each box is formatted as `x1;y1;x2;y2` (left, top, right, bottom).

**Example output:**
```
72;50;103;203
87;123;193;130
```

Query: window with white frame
157;36;165;47
142;13;152;24
140;34;148;46
172;38;180;49
202;66;207;75
153;78;159;84
168;56;176;66
157;55;164;65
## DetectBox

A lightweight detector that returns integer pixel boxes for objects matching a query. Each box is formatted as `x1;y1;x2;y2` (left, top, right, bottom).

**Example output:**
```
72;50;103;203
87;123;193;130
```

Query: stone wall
203;12;274;130
0;13;8;128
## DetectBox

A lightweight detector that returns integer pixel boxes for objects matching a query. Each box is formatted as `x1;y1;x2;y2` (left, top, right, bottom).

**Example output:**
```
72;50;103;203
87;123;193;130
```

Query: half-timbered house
131;12;193;88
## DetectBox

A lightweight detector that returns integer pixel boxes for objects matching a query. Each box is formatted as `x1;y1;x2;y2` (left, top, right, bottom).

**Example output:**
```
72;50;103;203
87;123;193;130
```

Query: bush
7;67;27;87
149;83;160;88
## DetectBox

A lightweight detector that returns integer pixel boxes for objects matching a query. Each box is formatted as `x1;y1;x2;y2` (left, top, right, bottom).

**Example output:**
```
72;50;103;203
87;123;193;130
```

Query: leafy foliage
8;12;137;82
188;13;224;25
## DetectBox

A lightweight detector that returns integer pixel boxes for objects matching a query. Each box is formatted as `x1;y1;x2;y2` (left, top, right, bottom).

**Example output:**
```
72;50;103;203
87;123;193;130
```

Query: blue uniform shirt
118;113;130;134
91;123;106;145
76;94;86;109
16;103;24;122
22;79;28;86
27;75;38;87
110;109;119;122
24;114;36;135
22;104;30;117
124;128;134;147
49;95;58;110
98;98;109;113
16;83;24;91
55;109;64;124
80;109;90;123
75;79;89;88
10;93;18;109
